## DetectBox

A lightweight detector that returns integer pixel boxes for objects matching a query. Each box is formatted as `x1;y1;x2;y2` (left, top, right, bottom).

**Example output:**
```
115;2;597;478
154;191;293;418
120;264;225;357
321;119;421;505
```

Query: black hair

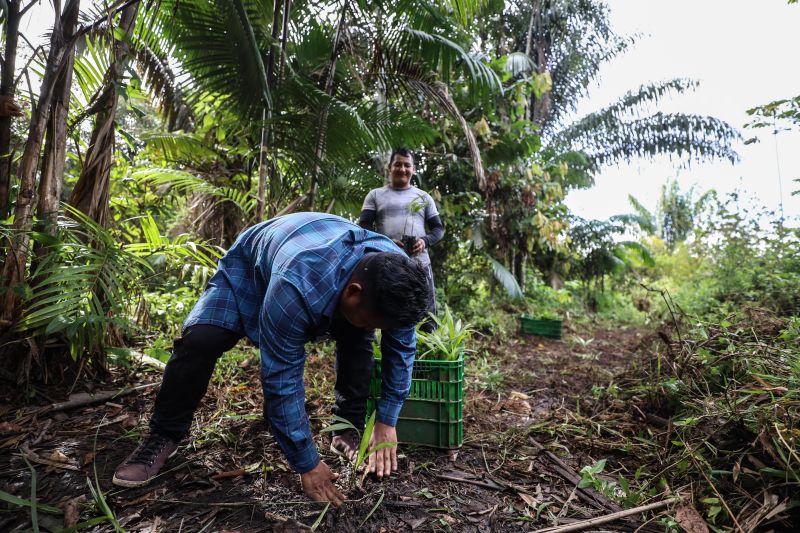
357;252;431;327
389;148;415;166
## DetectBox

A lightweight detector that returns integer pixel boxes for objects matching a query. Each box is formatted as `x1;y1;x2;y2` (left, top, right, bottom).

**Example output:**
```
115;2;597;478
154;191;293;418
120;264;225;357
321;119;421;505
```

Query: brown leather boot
330;429;360;462
112;434;178;488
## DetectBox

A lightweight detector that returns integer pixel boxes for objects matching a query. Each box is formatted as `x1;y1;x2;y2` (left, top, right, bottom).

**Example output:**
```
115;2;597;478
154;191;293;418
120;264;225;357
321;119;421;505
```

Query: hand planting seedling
322;412;398;489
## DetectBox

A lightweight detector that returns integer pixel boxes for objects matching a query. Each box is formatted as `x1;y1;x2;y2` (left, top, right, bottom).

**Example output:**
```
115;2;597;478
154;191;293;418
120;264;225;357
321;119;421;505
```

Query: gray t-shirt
362;186;439;266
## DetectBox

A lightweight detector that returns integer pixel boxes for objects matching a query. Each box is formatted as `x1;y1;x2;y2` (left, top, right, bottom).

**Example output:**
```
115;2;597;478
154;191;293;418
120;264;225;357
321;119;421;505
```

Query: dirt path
1;321;661;532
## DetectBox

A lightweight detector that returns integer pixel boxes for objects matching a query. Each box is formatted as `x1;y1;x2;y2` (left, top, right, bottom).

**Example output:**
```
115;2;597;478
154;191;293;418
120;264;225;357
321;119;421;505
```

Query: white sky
566;0;800;221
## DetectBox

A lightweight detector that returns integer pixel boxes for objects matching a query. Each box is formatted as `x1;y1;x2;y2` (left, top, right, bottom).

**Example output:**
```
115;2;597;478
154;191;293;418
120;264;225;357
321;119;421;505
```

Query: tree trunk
36;3;79;234
255;107;268;220
258;0;283;220
309;0;347;211
529;0;552;126
0;0;79;326
514;248;527;291
68;3;138;226
0;0;22;219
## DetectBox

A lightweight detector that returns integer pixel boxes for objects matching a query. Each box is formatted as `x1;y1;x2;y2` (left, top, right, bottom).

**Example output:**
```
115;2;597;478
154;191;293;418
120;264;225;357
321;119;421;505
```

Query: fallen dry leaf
499;397;532;415
675;505;709;533
210;469;246;481
83;451;96;466
510;391;530;400
519;493;539;507
62;495;87;528
48;450;69;463
121;414;138;429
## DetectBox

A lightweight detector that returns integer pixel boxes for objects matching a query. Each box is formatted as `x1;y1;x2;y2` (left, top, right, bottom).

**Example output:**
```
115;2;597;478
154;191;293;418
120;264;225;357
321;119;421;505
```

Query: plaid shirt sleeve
258;274;320;474
377;326;416;426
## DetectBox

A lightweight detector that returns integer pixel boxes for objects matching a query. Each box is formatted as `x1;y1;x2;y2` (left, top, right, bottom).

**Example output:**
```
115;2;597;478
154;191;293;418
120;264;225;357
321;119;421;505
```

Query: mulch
1;322;669;532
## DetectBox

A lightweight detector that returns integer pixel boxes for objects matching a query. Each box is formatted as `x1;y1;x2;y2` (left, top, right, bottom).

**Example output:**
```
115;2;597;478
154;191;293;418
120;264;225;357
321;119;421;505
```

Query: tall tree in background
482;0;739;288
1;0;81;325
68;2;139;226
500;0;739;178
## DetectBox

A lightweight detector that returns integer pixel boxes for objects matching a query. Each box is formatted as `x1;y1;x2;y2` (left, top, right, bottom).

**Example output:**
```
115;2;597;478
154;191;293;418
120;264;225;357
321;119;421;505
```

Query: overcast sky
566;0;800;222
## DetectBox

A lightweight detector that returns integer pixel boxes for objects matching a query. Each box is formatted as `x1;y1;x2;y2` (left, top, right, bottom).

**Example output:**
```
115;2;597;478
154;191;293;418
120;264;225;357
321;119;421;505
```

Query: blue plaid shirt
184;213;416;473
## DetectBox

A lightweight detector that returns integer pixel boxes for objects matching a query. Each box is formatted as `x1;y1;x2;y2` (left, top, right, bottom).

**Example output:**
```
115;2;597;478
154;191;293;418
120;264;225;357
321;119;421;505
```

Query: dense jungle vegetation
0;0;798;531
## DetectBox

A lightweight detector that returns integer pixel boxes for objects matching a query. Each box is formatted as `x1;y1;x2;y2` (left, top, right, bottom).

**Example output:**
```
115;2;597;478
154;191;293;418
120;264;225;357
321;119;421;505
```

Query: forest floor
1;320;684;532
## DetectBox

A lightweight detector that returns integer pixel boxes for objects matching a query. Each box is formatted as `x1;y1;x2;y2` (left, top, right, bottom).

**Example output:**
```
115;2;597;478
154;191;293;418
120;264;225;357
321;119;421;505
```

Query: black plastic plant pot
401;235;417;256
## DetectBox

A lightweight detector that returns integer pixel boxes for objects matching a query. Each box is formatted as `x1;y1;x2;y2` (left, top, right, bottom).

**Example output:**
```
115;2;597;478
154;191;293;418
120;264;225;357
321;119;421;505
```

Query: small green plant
416;306;475;361
320;412;397;487
401;195;430;253
570;335;594;349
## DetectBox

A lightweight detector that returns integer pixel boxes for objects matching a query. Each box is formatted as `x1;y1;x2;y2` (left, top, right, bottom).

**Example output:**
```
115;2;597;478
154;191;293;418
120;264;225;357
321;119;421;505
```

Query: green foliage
416;307;475;361
15;206;218;361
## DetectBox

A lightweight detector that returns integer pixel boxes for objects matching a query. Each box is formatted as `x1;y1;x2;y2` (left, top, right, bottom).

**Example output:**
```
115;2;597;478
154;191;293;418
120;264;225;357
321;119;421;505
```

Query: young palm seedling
401;195;429;255
321;412;397;489
416;306;475;361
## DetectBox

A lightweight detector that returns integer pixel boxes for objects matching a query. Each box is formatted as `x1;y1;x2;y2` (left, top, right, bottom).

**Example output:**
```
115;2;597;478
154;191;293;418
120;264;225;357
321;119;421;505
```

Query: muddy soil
1;321;662;532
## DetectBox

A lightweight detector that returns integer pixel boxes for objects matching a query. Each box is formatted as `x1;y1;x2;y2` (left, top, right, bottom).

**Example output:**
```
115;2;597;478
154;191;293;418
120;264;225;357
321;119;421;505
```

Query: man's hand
392;238;405;249
0;95;23;118
367;422;399;478
300;461;346;506
412;238;426;255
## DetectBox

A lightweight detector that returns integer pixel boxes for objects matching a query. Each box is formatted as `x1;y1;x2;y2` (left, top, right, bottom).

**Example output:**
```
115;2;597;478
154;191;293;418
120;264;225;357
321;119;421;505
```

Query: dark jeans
149;320;374;441
419;263;437;334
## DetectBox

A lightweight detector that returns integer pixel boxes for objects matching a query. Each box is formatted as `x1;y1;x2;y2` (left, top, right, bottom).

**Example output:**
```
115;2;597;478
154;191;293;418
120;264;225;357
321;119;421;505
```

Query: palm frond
554;111;740;168
485;253;524;300
19;207;153;355
140;132;220;163
132;167;256;215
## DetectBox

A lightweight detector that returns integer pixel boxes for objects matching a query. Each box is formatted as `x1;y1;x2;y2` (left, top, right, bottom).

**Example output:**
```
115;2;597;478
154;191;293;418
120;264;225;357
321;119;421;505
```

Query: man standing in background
359;148;444;333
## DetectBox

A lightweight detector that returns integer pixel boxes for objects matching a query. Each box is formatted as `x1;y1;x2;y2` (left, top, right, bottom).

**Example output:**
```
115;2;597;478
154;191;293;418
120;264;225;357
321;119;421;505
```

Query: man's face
340;304;395;331
389;154;414;189
339;281;397;331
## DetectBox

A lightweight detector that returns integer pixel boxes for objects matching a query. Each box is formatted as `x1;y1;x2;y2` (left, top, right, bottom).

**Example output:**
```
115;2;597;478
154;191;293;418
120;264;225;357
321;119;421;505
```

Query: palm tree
131;0;498;220
501;0;738;180
479;0;739;288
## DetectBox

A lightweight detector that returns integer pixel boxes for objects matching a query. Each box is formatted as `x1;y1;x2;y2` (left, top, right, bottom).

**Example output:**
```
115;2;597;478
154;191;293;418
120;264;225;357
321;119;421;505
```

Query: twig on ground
28;382;161;416
529;437;623;513
20;444;80;471
532;497;681;533
434;472;505;491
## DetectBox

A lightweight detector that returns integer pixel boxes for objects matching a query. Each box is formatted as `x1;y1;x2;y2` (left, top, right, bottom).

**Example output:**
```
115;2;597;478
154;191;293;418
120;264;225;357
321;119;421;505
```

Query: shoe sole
329;442;357;461
111;448;179;488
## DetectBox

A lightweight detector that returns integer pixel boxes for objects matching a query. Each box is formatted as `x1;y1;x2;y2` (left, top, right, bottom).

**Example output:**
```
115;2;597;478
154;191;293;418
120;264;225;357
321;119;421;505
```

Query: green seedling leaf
366;441;398;458
59;516;112;533
414;488;434;499
310;502;331;531
356;411;377;469
0;489;62;514
319;423;358;434
359;490;385;527
24;458;39;533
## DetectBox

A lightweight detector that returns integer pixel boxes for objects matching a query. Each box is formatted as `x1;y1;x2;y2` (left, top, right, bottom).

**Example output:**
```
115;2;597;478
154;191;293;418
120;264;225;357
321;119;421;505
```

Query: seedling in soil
321;412;397;488
400;195;429;256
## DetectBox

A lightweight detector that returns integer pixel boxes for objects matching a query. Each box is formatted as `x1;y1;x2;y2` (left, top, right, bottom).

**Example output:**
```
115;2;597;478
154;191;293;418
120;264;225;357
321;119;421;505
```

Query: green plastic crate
519;314;562;339
367;397;463;449
369;357;463;402
368;356;464;449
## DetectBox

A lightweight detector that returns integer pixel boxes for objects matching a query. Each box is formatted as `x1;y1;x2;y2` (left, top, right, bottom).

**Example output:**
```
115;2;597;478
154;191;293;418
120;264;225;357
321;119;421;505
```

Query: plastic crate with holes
519;314;562;339
367;356;463;449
